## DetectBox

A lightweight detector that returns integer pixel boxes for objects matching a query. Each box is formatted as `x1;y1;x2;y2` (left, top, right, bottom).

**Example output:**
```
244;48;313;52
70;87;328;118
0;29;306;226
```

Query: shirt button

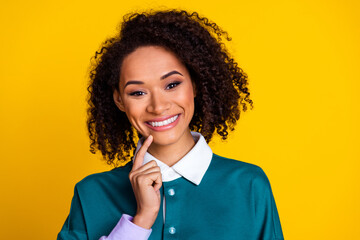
169;226;176;234
168;188;175;196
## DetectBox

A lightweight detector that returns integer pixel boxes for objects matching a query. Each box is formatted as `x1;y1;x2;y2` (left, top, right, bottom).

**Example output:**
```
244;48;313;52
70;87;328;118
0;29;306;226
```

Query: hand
129;135;162;229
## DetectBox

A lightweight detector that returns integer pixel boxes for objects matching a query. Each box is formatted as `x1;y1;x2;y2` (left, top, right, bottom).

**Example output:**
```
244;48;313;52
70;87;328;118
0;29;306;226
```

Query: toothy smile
147;114;179;127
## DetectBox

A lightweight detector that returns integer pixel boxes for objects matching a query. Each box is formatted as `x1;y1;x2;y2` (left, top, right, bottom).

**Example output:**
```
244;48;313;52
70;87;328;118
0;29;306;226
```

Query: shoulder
210;154;271;189
75;162;133;192
211;153;267;177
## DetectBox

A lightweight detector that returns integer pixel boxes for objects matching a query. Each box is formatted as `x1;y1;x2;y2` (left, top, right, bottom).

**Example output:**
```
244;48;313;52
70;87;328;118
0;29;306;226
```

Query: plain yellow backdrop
1;0;359;239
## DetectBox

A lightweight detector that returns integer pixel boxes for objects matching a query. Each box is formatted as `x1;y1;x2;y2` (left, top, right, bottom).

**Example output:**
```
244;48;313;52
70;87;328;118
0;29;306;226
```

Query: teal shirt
58;154;284;240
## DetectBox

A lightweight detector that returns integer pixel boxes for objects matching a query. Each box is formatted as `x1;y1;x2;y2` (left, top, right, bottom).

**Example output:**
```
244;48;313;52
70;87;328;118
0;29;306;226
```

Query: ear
113;88;125;112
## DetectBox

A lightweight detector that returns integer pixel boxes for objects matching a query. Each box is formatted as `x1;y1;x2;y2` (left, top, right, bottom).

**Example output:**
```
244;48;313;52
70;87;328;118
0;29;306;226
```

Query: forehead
120;46;188;81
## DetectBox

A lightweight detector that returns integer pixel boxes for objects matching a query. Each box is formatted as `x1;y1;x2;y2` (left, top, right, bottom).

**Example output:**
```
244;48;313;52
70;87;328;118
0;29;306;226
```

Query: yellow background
1;0;359;239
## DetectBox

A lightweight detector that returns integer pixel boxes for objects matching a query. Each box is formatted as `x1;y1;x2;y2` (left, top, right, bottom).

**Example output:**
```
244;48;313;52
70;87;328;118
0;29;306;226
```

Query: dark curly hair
87;9;253;167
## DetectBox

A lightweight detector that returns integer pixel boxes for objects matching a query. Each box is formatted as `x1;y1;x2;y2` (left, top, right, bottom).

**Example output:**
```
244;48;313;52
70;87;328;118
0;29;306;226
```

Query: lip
145;114;181;131
146;114;179;122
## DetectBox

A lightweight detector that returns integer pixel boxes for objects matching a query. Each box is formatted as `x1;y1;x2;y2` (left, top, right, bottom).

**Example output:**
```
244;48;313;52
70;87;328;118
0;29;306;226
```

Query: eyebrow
124;70;184;88
160;70;183;80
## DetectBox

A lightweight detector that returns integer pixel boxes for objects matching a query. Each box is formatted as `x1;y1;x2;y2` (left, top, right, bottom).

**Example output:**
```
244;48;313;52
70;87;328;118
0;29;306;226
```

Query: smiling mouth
147;114;179;127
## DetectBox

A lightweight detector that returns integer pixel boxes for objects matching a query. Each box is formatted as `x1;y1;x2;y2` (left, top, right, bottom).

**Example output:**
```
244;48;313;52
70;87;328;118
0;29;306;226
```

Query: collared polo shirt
57;132;284;240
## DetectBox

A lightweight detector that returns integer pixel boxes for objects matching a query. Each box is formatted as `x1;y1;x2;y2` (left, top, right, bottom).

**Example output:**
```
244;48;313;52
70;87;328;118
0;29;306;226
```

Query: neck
147;131;195;167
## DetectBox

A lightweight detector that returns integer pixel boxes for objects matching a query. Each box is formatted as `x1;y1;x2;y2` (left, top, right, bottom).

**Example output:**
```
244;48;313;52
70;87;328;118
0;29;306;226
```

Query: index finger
132;135;153;171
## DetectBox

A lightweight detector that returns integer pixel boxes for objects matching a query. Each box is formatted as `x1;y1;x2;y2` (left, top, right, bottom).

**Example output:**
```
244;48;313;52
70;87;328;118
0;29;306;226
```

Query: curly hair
87;9;253;167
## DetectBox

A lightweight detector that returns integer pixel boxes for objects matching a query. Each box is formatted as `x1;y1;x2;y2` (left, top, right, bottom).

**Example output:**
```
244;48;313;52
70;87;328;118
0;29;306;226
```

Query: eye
129;91;145;96
166;81;181;90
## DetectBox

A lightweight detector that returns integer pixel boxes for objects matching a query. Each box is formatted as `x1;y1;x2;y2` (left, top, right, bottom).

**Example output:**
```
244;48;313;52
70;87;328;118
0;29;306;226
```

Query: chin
151;132;180;146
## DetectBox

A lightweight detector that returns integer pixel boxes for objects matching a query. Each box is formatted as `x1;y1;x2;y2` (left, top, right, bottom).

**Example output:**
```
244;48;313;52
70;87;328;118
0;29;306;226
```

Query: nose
146;92;171;114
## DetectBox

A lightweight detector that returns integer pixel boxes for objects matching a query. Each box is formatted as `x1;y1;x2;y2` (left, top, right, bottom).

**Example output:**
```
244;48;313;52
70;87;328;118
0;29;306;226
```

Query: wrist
132;212;158;229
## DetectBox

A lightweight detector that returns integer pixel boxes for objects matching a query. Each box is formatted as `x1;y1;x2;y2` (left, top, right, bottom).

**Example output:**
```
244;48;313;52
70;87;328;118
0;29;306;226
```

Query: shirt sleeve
252;168;284;240
99;214;152;240
57;184;152;240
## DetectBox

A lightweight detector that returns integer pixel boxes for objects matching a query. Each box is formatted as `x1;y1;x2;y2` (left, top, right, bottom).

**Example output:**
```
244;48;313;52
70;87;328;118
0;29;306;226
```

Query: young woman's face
113;46;196;147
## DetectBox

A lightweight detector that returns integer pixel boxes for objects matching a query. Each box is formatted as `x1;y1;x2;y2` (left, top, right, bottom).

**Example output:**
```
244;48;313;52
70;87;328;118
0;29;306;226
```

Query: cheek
177;86;195;115
124;103;142;123
124;107;146;134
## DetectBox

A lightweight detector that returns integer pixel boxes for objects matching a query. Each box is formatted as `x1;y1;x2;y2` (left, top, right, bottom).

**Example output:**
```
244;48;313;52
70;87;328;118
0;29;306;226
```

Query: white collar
133;132;213;185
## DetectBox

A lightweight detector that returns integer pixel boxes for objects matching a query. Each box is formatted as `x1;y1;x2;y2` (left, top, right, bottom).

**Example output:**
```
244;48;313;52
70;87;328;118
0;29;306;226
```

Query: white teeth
149;115;178;127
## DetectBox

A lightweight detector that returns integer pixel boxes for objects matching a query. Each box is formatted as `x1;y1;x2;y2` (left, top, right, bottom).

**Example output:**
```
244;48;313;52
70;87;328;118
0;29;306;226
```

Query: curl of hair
87;9;253;167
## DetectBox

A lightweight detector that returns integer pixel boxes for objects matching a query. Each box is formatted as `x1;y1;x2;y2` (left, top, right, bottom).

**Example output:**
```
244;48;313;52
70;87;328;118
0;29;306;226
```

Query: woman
58;10;284;240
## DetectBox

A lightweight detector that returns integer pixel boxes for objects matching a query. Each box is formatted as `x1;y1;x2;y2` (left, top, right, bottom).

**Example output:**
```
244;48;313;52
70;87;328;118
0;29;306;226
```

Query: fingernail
145;135;152;144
